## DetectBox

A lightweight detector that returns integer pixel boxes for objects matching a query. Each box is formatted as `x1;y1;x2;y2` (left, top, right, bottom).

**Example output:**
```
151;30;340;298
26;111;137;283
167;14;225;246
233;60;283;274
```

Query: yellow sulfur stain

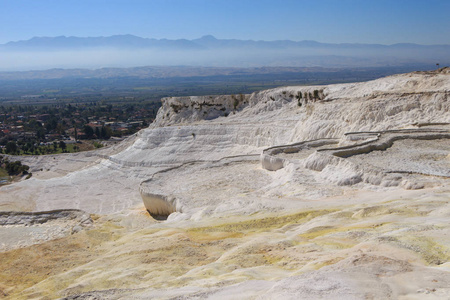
397;236;450;265
311;257;345;270
187;231;244;242
315;239;356;250
300;223;389;240
189;209;337;234
2;204;444;299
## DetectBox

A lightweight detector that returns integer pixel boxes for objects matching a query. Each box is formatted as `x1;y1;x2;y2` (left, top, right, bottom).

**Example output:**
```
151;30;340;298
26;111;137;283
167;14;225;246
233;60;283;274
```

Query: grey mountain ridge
2;35;449;50
2;35;203;50
1;35;449;71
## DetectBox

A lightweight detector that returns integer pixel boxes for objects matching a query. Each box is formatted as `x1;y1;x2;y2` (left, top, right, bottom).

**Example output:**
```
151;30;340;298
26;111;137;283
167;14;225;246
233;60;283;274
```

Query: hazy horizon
0;35;449;72
3;34;450;47
1;0;449;72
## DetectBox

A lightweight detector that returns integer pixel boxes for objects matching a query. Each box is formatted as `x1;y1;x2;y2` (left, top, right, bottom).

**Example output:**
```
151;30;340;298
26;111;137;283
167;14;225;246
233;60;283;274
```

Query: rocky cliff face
153;94;250;126
153;67;449;134
112;68;450;167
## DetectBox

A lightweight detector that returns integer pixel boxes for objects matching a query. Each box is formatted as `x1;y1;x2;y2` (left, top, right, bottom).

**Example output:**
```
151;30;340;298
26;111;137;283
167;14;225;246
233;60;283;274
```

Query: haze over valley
1;35;449;71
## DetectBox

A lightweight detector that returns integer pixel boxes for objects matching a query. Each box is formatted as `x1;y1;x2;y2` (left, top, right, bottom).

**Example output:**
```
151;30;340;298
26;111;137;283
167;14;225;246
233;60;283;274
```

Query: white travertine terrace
137;68;450;217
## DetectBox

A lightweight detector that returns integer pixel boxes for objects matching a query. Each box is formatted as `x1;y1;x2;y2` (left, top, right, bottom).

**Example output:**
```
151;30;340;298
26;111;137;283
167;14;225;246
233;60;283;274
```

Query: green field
0;167;10;185
0;168;8;177
7;142;96;156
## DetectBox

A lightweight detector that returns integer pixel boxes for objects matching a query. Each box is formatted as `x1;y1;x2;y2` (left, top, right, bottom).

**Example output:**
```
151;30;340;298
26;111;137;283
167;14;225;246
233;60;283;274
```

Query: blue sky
0;0;449;45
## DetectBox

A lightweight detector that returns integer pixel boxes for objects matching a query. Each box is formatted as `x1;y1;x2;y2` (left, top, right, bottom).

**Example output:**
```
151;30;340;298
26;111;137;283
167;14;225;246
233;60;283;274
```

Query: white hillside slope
0;68;449;299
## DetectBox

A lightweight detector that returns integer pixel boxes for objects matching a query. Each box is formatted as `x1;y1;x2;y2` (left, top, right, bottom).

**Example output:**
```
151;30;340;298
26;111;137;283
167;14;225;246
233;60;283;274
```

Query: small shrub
170;104;180;113
313;90;319;99
93;141;103;149
233;98;239;110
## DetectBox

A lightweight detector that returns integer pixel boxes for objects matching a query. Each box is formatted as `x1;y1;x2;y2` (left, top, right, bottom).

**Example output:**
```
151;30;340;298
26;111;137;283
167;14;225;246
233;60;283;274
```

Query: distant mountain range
2;34;449;51
0;35;449;71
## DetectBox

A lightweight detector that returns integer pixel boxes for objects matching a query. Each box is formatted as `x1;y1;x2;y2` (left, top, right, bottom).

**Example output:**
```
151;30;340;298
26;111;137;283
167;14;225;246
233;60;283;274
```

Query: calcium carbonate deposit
0;68;449;299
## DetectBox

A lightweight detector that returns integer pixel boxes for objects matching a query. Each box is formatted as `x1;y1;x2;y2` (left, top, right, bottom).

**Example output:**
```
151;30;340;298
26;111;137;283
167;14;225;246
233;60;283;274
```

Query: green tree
24;142;34;154
101;126;112;139
45;117;58;132
59;141;66;151
56;123;65;135
83;125;94;139
36;127;46;140
5;141;18;154
313;90;319;99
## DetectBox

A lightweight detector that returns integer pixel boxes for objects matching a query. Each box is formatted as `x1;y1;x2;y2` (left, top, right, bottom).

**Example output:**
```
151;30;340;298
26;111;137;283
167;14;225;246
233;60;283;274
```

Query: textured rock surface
0;68;449;299
0;210;92;252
